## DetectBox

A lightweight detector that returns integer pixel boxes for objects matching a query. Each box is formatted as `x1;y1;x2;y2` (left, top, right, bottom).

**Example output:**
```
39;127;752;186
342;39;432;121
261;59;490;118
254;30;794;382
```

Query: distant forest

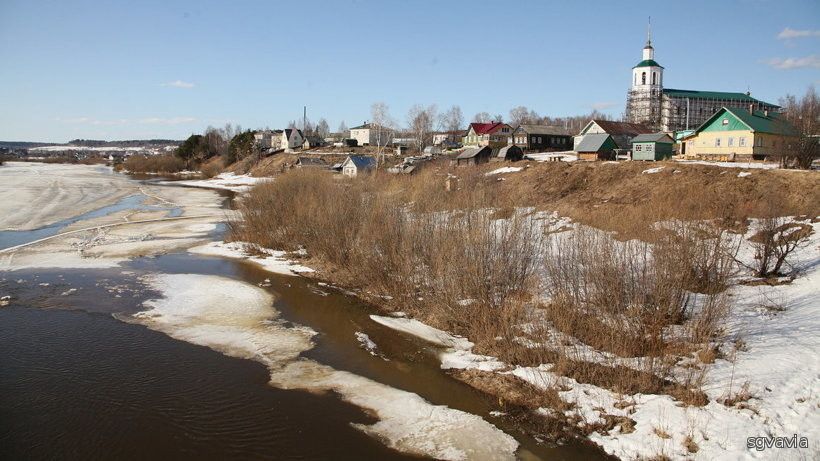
0;139;182;149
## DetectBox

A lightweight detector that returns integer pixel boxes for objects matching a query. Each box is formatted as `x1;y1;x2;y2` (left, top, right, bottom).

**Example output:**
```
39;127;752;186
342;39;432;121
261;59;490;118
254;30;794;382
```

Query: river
0;163;607;460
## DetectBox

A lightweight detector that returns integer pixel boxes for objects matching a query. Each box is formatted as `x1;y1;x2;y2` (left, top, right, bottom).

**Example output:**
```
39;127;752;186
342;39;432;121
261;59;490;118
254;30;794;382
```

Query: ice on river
132;273;518;461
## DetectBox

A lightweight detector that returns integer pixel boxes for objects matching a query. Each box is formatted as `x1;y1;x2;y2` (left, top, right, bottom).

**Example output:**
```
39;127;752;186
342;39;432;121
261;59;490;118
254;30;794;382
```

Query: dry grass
199;156;225;178
122;153;186;173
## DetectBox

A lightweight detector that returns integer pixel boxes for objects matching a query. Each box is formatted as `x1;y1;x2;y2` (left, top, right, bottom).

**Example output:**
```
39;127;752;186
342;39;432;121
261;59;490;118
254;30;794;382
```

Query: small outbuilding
575;133;618;161
295;157;328;168
491;145;524;162
340;155;377;177
454;146;492;166
631;133;674;161
302;136;326;149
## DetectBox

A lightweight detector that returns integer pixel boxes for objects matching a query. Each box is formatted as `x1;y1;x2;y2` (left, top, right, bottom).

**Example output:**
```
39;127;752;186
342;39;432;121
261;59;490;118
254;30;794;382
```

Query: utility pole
303;106;307;133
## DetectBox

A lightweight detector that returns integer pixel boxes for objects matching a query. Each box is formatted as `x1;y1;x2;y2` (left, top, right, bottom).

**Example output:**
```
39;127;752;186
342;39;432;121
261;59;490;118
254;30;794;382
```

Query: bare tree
316;118;330;139
338;121;348;136
371;102;395;163
473;112;491;123
438;105;464;132
778;86;819;169
407;104;437;152
493;114;504;123
745;217;813;277
509;106;540;127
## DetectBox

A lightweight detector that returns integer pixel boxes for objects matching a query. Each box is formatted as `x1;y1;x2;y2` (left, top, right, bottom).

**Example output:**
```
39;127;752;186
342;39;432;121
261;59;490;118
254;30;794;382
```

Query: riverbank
2;162;602;460
228;164;820;459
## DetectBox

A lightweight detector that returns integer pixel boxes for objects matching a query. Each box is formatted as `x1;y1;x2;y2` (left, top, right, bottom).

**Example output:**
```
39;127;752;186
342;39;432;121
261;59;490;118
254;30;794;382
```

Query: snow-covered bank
132;273;519;461
368;221;820;460
172;172;270;192
189;241;314;275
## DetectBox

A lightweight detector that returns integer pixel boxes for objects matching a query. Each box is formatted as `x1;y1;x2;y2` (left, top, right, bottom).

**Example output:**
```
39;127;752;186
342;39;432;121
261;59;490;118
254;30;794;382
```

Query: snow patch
173;173;270;192
737;171;752;178
485;167;522;176
189;241;314;275
641;166;665;174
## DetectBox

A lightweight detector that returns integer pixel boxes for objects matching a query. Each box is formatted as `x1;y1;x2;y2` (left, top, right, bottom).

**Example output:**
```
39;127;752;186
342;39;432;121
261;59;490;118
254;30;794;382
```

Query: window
739;137;746;147
722;119;729;125
756;138;763;147
728;137;734;147
715;138;721;147
641;72;646;85
635;145;642;151
652;72;657;85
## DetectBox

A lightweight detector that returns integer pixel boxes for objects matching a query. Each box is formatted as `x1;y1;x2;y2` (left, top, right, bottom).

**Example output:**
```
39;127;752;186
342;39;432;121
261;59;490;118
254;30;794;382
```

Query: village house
432;130;464;147
575;133;618;161
631;133;674;161
682;106;799;162
575;120;652;151
254;129;305;152
349;123;394;147
455;146;493;166
512;125;572;151
302;135;325;149
462;122;514;148
340;155;377;177
491;145;524;162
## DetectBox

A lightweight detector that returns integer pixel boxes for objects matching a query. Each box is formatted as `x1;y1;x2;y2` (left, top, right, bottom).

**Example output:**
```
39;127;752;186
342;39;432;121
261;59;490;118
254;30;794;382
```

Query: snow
525;152;578;162
370;315;506;372
676;160;779;170
485;167;523;176
132;273;519;461
369;220;820;460
737;171;752;178
173;172;270;192
189;241;314;275
641;166;665;174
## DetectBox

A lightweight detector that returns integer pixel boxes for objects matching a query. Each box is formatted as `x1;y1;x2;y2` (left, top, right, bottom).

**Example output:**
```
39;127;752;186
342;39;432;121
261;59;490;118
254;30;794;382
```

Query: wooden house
576;133;618;160
455;146;492;166
631;133;674;161
575;120;652;150
491;145;524;162
512;125;572;151
340;155;377;177
462;122;514;148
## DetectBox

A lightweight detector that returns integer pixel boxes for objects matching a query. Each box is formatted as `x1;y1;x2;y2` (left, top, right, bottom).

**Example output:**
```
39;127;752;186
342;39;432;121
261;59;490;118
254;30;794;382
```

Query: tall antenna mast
647;16;652;46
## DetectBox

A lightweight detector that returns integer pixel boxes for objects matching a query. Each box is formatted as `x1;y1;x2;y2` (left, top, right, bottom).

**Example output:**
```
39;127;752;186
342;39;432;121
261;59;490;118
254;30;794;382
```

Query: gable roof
693;107;799;137
516;125;570;136
344;155;377;170
632;133;674;143
456;146;491;159
575;134;614;152
663;89;779;108
296;157;327;166
585;120;653;137
469;122;507;135
350;123;371;130
494;145;523;158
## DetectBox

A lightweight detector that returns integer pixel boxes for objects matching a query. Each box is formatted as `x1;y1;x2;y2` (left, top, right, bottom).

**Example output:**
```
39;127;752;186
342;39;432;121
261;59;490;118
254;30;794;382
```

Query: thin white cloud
161;80;195;89
764;55;820;70
56;117;128;126
591;102;617;111
138;117;197;125
777;27;820;40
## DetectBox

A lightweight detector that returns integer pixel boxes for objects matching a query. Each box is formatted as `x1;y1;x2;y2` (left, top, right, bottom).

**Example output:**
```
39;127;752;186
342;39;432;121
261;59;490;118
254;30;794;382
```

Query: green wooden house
631;133;674;161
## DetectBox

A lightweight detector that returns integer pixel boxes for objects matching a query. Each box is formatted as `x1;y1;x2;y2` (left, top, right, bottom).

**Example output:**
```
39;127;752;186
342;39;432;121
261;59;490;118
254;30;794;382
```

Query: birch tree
408;104;437;151
371;102;394;163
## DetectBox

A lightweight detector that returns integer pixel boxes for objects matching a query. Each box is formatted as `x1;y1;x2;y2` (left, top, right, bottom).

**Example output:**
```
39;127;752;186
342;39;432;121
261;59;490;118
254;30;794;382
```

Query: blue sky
1;0;818;142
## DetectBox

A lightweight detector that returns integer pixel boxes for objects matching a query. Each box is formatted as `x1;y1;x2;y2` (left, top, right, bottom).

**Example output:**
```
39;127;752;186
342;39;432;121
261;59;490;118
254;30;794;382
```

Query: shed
575;134;618;161
302;136;325;149
455;146;492;166
491;145;524;162
631;133;674;161
295;157;328;168
341;155;377;177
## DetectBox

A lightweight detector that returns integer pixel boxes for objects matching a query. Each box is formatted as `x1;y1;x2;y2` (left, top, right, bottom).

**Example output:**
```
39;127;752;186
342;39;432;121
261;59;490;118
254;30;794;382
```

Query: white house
349;123;393;147
340;155;377;177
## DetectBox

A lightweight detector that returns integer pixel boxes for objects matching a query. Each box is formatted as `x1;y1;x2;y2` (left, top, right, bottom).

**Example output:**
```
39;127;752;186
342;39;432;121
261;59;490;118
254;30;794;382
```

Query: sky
1;0;818;143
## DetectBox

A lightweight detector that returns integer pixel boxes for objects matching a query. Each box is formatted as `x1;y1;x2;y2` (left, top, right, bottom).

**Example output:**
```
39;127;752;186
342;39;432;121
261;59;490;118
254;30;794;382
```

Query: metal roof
663;88;779;107
694;107;799;137
633;59;663;68
494;145;523;158
632;133;674;143
575;134;613;152
515;125;570;136
456;147;490;159
344;155;377;169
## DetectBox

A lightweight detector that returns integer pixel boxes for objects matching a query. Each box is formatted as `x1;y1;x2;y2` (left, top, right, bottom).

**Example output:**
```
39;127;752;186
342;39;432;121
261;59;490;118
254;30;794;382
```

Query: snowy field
172;172;270;192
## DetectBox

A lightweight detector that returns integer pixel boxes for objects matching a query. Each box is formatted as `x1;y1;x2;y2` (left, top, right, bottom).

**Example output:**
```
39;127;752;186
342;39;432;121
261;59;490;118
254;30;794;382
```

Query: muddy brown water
0;173;609;460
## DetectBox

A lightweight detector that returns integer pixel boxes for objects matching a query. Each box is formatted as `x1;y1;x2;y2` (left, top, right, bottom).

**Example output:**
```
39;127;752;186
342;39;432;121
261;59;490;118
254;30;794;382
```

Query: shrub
122;153;186;173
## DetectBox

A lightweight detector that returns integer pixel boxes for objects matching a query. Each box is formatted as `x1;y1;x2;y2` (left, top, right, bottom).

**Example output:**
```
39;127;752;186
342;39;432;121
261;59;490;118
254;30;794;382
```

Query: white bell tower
626;18;664;129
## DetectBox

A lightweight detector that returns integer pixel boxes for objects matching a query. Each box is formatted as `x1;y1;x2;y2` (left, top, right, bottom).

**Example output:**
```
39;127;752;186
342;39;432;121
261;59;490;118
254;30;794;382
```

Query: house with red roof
462;122;514;148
